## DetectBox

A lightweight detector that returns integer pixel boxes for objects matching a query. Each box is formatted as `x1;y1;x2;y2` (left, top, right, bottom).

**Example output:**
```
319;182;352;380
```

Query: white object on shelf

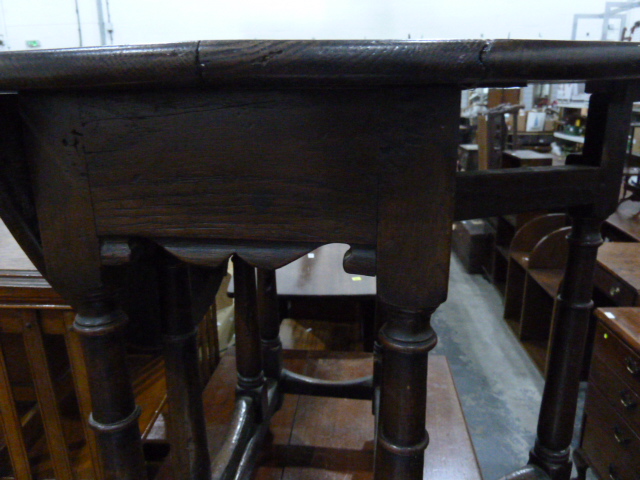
553;132;585;144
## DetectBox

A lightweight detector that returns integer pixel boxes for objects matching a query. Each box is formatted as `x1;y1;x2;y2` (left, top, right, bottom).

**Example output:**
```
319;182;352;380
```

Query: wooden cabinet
595;243;640;307
577;308;640;480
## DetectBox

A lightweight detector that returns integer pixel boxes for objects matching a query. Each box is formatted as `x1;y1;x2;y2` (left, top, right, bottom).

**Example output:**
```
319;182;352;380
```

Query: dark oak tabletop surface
605;201;640;242
597;242;640;294
1;40;640;90
595;307;640;352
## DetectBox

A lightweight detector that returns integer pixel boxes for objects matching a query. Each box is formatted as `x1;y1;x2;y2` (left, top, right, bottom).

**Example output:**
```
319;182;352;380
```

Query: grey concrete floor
433;255;545;479
436;255;594;480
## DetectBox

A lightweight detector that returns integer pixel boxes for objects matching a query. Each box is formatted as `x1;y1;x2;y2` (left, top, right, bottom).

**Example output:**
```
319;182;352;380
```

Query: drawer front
593;323;640;398
590;356;640;435
582;387;640;480
594;266;638;306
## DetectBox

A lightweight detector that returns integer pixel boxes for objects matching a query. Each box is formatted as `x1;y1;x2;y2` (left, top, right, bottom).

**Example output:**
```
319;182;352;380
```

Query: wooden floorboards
155;348;481;479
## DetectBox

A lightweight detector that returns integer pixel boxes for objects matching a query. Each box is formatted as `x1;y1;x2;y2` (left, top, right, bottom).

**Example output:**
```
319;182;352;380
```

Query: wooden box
452;219;493;274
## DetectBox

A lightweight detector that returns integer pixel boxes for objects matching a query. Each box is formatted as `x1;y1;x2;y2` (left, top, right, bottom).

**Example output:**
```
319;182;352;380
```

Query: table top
228;244;376;298
503;150;554;160
605;201;640;242
0;219;35;271
595;307;640;352
597;242;640;293
1;40;640;91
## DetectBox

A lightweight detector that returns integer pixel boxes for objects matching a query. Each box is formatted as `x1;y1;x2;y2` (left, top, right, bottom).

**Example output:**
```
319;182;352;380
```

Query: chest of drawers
580;308;640;480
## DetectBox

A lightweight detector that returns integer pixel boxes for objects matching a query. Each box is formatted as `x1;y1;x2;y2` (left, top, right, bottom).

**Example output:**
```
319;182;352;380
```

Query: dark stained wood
157;255;211;480
5;40;640;91
257;269;283;380
595;242;640;306
595;307;640;349
1;39;639;480
528;82;638;479
62;311;105;480
519;268;564;343
0;42;199;90
157;352;480;480
159;240;321;270
454;166;598;221
529;216;602;478
73;296;148;480
80;88;388;244
18;94;106;305
483;40;640;82
374;86;459;478
577;309;640;479
343;245;376;277
504;214;568;321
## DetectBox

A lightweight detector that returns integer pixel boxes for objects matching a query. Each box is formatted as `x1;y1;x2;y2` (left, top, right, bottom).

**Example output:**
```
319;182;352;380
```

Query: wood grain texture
19;93;104;303
376;86;459;308
158;239;321;270
596;242;640;300
584;85;639;219
0;326;33;479
528;227;571;270
21;310;74;480
594;307;640;353
76;88;398;244
504;215;567;321
0;42;198;90
160;351;480;480
454;166;598;221
4;40;640;90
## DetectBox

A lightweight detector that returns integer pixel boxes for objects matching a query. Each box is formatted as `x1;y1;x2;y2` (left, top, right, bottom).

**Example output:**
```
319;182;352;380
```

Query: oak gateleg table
0;39;638;480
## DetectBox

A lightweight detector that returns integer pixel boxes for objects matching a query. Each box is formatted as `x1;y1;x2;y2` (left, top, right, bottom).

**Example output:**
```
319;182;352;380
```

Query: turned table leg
73;292;148;480
233;257;268;412
375;303;437;478
257;268;283;380
158;255;211;480
529;216;602;479
372;86;459;479
529;84;637;480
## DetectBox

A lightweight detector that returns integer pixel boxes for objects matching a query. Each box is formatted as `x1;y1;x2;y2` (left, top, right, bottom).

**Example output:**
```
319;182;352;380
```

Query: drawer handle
626;356;640;376
608;465;621;480
613;426;631;445
609;285;621;297
620;390;638;409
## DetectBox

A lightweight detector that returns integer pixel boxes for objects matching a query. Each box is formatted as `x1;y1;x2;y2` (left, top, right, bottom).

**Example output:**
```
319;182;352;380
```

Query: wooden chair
519;227;571;342
504;213;568;322
0;223;223;479
0;40;638;480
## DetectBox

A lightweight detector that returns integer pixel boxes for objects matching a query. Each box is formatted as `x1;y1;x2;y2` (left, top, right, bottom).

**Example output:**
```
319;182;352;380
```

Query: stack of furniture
576;307;640;480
